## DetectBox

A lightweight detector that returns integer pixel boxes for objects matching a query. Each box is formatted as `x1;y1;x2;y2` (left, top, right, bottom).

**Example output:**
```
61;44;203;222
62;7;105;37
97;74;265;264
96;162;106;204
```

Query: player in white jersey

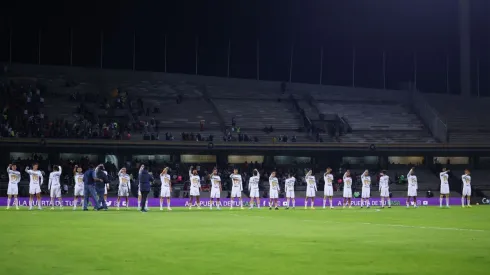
461;169;472;208
159;167;172;211
285;174;296;209
360;170;371;208
48;165;63;210
230;169;244;209
323;168;334;209
248;169;261;209
117;167;131;210
439;168;451;208
342;170;353;208
209;168;222;210
7;164;21;210
284;174;295;209
188;166;201;209
73;165;84;210
406;168;418;208
26;163;44;210
379;170;391;208
305;170;317;209
268;171;280;210
103;170;109;206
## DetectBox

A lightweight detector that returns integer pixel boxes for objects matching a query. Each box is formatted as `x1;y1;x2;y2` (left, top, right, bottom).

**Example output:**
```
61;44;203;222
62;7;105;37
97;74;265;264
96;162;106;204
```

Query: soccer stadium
1;1;490;274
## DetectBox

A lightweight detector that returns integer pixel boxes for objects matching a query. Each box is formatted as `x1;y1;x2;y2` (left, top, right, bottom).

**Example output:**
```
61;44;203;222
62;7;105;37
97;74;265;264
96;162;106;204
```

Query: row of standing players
5;164;473;210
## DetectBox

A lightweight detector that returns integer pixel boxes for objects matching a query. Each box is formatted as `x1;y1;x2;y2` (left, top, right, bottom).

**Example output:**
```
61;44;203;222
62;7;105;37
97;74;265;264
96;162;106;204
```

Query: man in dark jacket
83;165;99;211
95;164;110;210
138;164;154;212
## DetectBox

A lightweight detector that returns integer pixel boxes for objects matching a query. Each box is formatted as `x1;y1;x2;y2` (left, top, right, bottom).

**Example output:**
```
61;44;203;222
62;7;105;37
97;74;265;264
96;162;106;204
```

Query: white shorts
7;184;18;196
231;188;242;198
343;188;352;198
269;190;279;199
462;186;471;196
361;188;370;199
306;188;316;197
74;186;84;197
119;187;130;197
380;188;390;197
249;189;260;198
210;189;220;199
29;184;41;195
190;187;200;197
285;189;295;199
50;186;62;198
160;187;171;198
324;186;333;197
440;185;450;195
407;187;417;197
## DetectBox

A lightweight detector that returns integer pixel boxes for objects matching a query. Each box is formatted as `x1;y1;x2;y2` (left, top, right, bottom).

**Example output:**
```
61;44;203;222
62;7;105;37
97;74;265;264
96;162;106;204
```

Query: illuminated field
1;207;489;275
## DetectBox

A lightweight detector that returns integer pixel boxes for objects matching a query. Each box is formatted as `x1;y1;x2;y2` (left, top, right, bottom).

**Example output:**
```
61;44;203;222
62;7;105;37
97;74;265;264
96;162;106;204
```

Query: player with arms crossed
323;168;334;209
360;170;371;208
7;164;21;210
48;165;63;210
461;169;472;208
73;165;84;210
188;166;201;209
117;167;131;210
342;170;353;209
26;163;44;210
159;167;172;211
406;167;418;208
248;169;261;209
305;170;317;209
209;168;222;210
269;171;280;210
379;170;391;208
285;174;296;209
439;168;451;208
230;169;244;209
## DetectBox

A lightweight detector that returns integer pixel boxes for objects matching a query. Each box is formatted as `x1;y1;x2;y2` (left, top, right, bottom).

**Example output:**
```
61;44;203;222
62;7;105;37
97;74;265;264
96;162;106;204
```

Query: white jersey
7;168;21;185
379;175;389;189
211;175;221;189
160;174;171;188
49;169;62;188
119;173;131;188
407;174;418;189
74;173;84;188
343;176;352;190
190;175;201;189
306;176;317;190
26;169;43;186
230;174;243;191
324;173;333;188
462;175;471;188
285;177;295;191
440;171;449;187
361;175;371;189
269;176;280;191
248;175;260;191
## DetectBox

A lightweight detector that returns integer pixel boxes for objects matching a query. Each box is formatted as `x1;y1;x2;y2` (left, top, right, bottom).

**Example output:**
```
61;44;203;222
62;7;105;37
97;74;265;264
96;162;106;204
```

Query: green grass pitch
1;206;489;275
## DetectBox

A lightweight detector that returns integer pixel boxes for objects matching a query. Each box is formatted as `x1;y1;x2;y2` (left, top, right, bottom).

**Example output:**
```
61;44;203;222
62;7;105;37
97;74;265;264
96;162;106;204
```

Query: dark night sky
0;0;489;95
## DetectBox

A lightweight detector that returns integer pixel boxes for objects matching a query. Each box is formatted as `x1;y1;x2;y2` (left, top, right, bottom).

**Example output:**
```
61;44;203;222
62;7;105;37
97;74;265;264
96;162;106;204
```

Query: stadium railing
410;90;448;143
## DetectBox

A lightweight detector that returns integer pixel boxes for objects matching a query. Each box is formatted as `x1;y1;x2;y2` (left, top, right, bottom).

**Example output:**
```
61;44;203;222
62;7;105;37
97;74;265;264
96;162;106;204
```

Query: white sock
311;201;314;208
329;199;332;207
29;199;32;208
160;200;163;208
145;201;148;209
240;200;243;208
381;198;384;207
440;198;442;207
14;198;18;208
323;199;326;207
446;198;449;207
360;199;364;207
168;201;171;208
366;200;370;207
292;200;295;207
38;199;42;208
7;198;11;207
388;199;391;207
256;201;260;208
138;200;141;209
73;199;77;208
